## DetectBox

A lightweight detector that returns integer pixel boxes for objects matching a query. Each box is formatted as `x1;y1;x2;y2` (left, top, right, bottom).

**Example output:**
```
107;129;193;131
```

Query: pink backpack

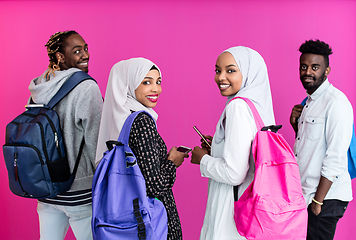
233;97;307;240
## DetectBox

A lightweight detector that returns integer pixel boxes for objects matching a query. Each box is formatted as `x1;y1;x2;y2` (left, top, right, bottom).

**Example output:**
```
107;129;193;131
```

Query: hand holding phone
177;146;192;154
193;126;211;148
168;146;190;168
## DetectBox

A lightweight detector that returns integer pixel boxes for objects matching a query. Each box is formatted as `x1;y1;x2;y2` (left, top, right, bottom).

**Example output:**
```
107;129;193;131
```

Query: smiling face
57;33;90;73
135;69;162;108
215;52;243;96
299;53;330;94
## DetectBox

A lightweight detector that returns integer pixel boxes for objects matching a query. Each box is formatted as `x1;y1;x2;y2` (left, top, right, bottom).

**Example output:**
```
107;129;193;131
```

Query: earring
52;58;61;71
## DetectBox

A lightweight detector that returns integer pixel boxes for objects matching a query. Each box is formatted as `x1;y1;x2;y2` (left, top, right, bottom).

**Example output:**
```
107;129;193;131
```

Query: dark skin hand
290;104;304;137
167;147;189;168
311;176;333;215
191;135;212;165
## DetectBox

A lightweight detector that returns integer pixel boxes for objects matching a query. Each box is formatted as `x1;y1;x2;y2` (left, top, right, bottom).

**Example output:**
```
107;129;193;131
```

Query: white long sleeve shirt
294;79;353;205
199;99;257;240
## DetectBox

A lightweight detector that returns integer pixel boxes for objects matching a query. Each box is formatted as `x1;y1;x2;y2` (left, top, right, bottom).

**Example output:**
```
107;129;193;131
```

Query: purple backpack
233;97;307;240
92;111;168;240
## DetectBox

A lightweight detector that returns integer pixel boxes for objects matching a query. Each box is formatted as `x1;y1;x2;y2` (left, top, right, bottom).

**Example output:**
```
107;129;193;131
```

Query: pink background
1;0;356;239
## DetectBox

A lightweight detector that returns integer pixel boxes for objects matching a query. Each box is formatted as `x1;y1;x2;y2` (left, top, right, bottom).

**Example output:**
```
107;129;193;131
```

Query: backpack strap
71;138;85;176
118;110;155;145
229;97;264;202
47;71;93;176
300;96;308;106
133;198;147;240
47;71;95;109
229;97;265;131
116;112;154;239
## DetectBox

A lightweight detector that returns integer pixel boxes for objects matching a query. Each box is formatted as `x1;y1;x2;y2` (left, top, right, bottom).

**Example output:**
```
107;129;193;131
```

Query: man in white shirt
290;39;353;240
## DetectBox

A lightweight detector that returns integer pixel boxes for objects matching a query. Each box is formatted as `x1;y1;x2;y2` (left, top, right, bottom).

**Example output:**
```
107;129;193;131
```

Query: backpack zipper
5;143;44;165
14;152;18;181
35;122;50;162
96;224;136;229
39;113;62;157
22;112;62;158
13;151;30;197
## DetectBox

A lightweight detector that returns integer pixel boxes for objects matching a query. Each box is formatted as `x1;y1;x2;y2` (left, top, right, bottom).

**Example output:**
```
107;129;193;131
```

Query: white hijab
215;46;275;142
95;58;160;164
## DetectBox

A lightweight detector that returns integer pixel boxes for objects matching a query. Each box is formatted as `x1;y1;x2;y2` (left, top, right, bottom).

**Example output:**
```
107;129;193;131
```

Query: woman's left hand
191;146;209;165
167;147;189;168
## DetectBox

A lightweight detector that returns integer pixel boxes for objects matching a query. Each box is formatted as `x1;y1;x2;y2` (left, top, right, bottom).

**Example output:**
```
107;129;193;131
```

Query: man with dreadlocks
290;39;353;240
29;31;103;240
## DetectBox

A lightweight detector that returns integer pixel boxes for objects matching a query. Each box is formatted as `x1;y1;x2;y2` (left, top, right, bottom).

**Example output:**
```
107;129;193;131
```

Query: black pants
307;199;348;240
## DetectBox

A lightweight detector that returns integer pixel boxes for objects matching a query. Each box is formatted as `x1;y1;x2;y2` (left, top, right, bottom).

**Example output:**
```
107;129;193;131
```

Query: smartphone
193;126;211;148
177;146;192;154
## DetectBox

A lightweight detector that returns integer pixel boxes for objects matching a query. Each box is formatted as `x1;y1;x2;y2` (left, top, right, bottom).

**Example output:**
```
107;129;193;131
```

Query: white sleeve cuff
200;154;210;177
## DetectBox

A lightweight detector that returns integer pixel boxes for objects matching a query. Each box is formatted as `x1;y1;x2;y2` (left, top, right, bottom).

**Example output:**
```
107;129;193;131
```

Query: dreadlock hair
299;39;333;67
45;30;78;70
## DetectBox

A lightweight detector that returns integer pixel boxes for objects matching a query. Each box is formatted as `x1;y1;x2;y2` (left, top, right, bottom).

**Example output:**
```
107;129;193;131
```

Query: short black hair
299;39;333;67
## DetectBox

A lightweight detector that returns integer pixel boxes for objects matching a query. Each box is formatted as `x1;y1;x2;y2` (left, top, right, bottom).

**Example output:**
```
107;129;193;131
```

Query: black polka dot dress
129;112;183;240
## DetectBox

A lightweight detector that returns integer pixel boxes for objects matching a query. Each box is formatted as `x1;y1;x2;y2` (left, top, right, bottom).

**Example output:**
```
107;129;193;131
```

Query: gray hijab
226;46;275;125
215;46;275;142
95;58;160;164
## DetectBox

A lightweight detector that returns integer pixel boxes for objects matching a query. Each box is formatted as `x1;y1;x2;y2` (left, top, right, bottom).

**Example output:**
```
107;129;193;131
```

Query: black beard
301;71;326;92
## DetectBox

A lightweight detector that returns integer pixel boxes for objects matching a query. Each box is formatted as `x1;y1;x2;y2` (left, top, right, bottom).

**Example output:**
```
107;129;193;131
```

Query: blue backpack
301;97;356;179
3;71;94;198
92;110;168;240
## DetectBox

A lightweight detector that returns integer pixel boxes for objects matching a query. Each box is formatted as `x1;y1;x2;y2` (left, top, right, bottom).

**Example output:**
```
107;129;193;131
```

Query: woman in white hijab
191;47;275;240
95;57;186;240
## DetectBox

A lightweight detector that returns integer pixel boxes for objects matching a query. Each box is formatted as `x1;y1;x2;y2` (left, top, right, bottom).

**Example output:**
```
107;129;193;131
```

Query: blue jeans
37;202;93;240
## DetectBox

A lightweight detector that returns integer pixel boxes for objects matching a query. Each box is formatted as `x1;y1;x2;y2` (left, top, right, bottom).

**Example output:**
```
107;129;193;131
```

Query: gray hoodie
29;68;103;191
